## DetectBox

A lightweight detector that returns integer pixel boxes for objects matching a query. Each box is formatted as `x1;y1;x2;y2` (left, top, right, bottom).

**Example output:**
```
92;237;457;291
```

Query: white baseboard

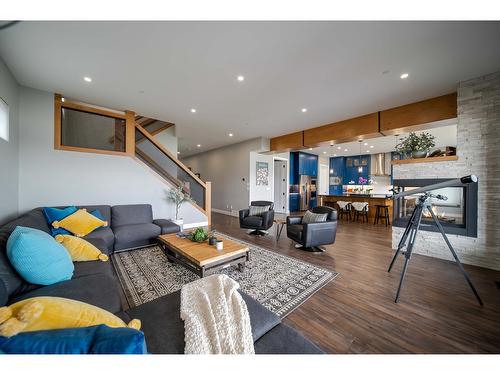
183;221;209;229
212;208;239;217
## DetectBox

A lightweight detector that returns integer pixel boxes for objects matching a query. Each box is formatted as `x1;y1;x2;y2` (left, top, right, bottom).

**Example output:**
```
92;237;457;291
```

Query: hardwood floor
211;212;500;354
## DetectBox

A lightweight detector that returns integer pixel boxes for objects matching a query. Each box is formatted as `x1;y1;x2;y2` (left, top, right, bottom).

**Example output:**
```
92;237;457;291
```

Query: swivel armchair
239;201;275;235
287;206;338;252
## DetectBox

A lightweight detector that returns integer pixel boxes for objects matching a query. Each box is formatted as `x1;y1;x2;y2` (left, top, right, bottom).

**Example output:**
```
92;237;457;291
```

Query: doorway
274;159;288;213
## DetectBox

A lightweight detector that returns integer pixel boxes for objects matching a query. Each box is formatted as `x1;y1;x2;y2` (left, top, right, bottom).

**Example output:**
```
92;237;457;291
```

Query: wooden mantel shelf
391;155;458;165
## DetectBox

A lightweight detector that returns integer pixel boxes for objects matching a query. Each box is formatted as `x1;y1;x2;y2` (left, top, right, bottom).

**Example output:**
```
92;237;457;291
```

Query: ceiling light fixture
400;73;409;79
83;76;92;82
333;154;337;157
197;144;201;148
229;133;233;137
237;75;245;82
364;142;368;146
309;148;313;151
177;151;180;154
190;108;197;113
344;149;348;152
323;151;327;155
370;145;374;148
337;146;341;150
301;108;308;113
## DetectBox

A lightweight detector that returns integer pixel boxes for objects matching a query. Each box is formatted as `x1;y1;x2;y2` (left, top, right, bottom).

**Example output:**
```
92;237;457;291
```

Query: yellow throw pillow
55;234;109;262
0;297;141;337
52;209;107;237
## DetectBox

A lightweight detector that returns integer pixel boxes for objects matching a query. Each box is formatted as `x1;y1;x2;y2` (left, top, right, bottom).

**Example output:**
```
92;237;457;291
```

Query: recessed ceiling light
197;144;201;148
61;97;65;102
363;142;368;146
366;150;370;153
323;151;327;155
309;148;313;151
301;108;308;113
229;133;234;137
344;149;348;152
333;154;337;157
237;75;245;82
400;73;409;79
337;146;341;150
177;151;180;154
190;108;197;113
370;145;374;148
83;76;92;82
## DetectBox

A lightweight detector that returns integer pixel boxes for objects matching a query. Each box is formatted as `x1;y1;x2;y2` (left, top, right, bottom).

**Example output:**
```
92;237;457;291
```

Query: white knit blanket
180;274;255;354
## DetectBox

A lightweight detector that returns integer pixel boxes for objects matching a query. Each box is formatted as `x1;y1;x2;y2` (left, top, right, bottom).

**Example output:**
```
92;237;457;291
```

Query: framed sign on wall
256;161;269;186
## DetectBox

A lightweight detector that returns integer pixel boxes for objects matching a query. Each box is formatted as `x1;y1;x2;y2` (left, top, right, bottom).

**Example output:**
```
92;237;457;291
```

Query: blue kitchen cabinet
289;194;300;212
289;152;299;185
344;155;371;184
329;156;345;194
297;152;318;177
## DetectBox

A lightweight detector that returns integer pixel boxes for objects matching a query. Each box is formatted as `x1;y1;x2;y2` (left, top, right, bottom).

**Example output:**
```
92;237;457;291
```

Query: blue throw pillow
6;226;74;285
89;209;108;229
43;206;77;236
0;325;148;354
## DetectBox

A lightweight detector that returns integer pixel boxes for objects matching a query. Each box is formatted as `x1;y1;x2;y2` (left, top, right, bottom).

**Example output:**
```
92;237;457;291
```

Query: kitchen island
319;194;393;223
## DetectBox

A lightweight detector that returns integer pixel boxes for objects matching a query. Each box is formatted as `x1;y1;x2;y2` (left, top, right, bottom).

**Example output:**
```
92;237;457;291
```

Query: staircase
133;119;211;224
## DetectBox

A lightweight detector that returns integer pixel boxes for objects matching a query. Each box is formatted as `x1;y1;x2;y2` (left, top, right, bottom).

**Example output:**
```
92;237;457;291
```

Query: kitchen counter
319;194;393;223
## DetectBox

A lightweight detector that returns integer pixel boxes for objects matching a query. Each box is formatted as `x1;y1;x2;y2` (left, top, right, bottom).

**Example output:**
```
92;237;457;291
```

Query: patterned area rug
112;232;338;318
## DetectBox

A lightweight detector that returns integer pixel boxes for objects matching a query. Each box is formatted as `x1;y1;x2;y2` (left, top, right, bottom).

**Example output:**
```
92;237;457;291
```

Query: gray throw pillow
249;205;270;217
302;210;328;224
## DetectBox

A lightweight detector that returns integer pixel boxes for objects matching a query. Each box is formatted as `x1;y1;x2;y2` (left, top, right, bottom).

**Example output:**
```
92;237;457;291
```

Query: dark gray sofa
0;205;323;354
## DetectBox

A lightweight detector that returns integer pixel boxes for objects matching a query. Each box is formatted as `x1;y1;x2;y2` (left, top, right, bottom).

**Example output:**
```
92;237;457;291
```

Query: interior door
274;159;288;213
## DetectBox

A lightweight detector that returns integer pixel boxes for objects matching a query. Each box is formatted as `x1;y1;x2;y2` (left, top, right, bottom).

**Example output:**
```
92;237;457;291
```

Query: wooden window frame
54;93;135;157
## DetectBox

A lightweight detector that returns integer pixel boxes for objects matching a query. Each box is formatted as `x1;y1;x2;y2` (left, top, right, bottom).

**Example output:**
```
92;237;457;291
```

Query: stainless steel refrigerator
299;175;316;210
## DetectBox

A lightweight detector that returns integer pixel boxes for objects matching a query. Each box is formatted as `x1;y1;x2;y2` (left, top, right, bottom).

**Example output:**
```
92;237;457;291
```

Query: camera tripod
388;192;483;306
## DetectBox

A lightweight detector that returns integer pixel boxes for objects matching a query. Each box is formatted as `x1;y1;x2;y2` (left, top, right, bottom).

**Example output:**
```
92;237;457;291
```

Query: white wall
17;86;206;226
0;58;19;224
181;138;269;215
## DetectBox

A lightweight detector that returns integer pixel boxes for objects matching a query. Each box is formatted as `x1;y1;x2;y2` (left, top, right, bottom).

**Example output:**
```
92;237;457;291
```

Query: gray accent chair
287;206;338;253
239;201;275;235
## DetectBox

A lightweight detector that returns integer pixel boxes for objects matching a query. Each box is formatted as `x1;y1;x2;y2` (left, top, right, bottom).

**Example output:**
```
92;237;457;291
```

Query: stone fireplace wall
392;71;500;271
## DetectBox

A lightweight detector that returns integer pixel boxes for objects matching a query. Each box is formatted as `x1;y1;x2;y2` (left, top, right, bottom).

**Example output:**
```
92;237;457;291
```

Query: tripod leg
427;207;484;306
388;204;419;272
394;204;424;303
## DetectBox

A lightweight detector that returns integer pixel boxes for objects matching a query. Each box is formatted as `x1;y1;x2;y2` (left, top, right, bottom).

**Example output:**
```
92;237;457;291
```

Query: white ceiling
0;21;499;157
309;123;458;158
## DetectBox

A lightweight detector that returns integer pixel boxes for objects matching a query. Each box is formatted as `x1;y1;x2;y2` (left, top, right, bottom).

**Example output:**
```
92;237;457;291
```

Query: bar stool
352;202;369;223
336;201;352;221
374;204;391;226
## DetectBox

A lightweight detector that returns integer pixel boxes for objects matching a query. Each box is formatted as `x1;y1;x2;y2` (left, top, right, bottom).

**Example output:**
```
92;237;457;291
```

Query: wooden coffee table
157;233;250;278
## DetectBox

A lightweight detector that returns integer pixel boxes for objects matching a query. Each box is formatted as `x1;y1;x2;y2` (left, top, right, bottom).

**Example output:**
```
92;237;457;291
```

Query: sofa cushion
152;219;180;235
52;209;107;237
7;226;74;286
254;323;323;354
1;209;52;298
82;228;115;254
0;325;147;354
8;274;123;314
55;235;109;262
112;204;153;227
287;224;303;240
72;259;115;279
0;279;7;307
113;223;161;251
242;216;263;227
126;289;281;354
42;206;78;236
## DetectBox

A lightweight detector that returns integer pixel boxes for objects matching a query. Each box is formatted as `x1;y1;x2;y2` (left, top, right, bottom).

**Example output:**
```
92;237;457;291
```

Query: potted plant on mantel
166;186;194;230
395;132;436;159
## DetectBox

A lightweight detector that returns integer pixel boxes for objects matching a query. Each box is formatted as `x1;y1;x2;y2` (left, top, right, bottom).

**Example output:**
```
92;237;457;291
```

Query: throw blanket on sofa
180;274;254;354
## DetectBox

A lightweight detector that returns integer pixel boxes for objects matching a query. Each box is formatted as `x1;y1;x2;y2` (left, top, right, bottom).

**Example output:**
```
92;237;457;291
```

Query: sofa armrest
287;216;302;225
261;210;275;228
239;209;250;220
153;219;181;234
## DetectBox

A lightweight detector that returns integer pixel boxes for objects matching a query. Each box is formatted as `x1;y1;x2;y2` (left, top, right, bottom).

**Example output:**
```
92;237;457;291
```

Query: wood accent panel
148;123;174;137
391;155;458;165
211;212;500;354
380;93;457;134
205;181;212;225
158;233;248;267
125;110;136;156
55;145;129;157
54;93;62;149
303;113;380;147
270;131;304;152
59;99;127;119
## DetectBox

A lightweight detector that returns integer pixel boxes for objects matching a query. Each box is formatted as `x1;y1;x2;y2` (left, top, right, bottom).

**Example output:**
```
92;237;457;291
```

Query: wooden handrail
135;124;207;188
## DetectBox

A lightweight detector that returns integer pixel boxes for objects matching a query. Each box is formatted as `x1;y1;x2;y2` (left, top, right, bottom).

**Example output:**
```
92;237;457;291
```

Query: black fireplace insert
392;178;478;237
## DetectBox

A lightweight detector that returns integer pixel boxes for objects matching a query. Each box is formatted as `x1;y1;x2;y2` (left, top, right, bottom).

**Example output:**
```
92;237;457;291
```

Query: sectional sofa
0;204;323;354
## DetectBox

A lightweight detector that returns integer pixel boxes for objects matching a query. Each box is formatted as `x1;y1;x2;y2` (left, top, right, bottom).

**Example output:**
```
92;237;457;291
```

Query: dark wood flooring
211;213;500;354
